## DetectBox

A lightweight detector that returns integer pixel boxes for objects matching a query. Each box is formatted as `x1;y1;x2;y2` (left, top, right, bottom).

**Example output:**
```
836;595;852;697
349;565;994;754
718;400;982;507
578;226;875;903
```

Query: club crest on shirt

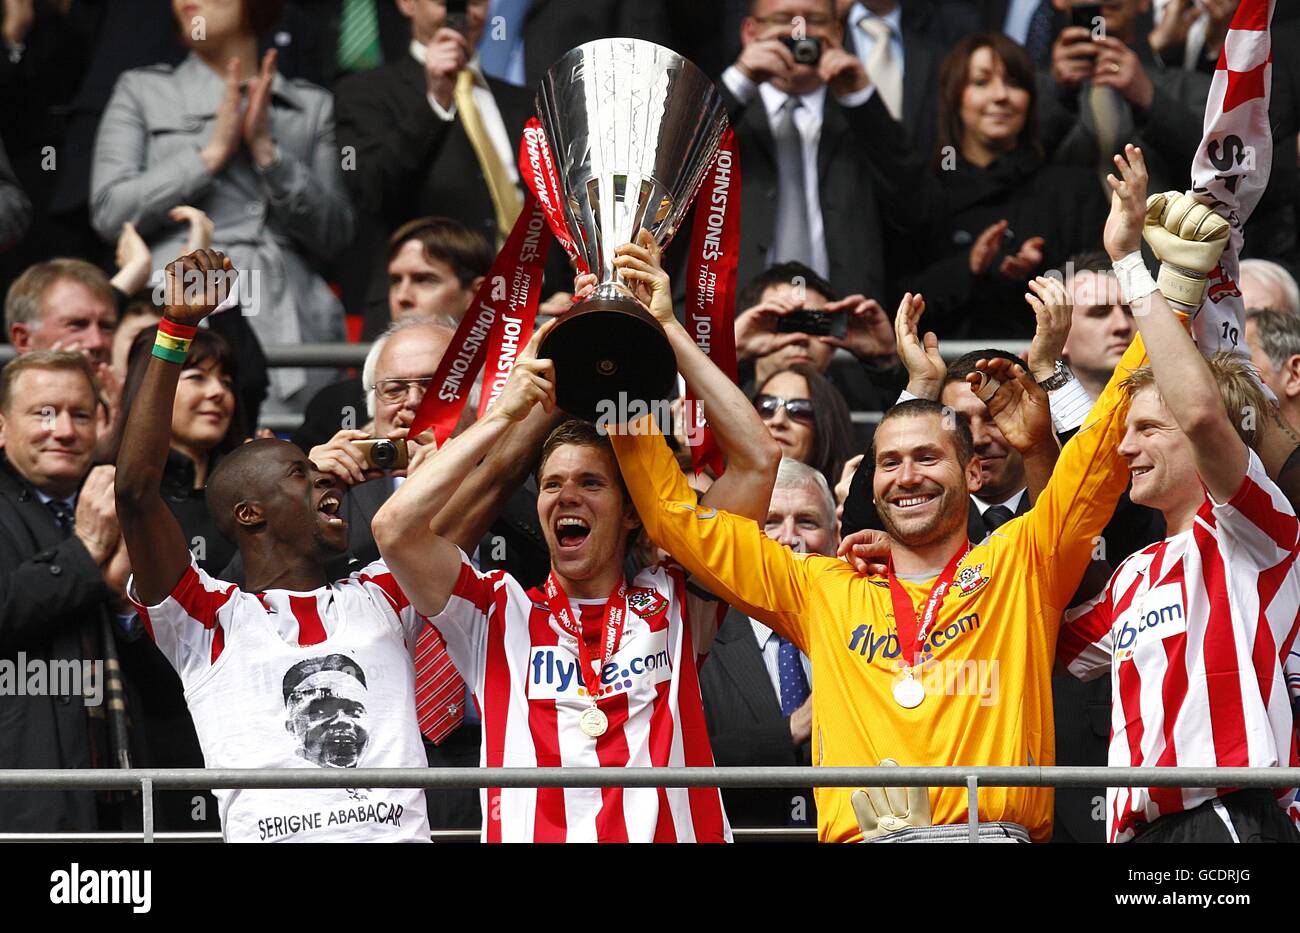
952;563;989;597
626;587;668;619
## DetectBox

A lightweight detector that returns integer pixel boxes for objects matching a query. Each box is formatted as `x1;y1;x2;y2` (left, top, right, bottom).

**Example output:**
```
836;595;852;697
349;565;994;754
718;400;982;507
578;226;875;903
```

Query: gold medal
579;706;609;738
892;672;925;709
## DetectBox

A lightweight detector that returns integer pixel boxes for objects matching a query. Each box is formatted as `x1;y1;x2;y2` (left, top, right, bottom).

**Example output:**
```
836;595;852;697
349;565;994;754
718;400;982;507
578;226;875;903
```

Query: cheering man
1059;147;1300;843
114;250;446;843
372;237;781;842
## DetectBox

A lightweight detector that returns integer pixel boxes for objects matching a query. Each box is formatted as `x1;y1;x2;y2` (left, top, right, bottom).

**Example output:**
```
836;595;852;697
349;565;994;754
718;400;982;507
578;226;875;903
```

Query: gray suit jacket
89;53;355;408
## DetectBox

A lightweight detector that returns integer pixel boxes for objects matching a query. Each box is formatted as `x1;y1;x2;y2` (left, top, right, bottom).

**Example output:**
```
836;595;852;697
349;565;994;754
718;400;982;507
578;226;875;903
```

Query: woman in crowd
754;362;855;489
895;32;1105;340
89;0;352;416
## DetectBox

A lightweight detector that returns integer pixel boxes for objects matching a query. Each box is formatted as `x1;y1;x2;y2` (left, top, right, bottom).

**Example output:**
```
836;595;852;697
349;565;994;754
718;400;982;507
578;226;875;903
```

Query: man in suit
0;351;134;832
838;0;943;158
700;457;827;829
293;216;493;452
334;0;529;316
476;0;671;90
287;316;553;831
281;0;410;88
716;0;922;303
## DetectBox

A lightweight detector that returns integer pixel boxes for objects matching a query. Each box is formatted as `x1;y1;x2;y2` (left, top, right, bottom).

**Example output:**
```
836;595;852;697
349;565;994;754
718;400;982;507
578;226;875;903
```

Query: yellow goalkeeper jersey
611;338;1146;843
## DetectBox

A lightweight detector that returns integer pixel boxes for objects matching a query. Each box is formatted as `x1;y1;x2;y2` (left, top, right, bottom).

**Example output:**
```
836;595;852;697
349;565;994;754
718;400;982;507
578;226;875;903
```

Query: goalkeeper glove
1142;191;1230;312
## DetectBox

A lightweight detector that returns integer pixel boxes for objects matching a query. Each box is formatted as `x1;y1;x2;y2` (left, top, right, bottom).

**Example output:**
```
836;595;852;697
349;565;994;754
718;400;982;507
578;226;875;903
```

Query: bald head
367;321;455;435
206;438;301;539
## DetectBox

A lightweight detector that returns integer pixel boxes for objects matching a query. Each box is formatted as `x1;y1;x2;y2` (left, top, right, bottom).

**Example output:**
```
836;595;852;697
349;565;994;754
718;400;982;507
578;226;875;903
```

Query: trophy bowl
535;38;728;421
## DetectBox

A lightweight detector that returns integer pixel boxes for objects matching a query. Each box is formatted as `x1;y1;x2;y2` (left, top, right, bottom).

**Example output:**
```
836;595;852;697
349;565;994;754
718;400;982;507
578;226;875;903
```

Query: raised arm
371;327;556;617
115;250;234;605
613;232;781;521
966;355;1058;504
1112;146;1243;502
609;417;814;646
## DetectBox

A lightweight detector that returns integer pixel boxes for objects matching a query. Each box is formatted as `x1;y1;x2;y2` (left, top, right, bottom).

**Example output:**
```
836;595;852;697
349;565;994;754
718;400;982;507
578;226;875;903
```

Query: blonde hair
1120;352;1271;450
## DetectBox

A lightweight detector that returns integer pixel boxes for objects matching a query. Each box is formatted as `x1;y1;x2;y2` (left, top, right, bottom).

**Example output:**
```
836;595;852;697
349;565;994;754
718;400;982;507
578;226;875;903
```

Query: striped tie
337;0;382;74
414;623;466;745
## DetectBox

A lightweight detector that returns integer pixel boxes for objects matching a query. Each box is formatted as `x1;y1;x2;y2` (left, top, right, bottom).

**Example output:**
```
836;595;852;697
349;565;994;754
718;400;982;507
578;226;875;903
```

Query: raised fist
1143;191;1230;310
162;249;237;326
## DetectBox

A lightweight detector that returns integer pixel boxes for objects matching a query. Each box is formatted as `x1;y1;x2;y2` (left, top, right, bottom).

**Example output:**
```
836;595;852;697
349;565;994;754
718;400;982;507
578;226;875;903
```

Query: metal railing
1;765;1294;843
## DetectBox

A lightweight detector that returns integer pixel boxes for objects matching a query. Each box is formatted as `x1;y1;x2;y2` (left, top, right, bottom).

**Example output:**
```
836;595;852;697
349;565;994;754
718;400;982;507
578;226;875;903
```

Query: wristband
1111;251;1157;304
152;318;196;364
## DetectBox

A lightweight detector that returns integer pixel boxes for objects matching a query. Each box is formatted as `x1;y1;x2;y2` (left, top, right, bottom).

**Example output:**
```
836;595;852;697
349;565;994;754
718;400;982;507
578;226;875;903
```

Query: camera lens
792;38;820;65
370;440;397;469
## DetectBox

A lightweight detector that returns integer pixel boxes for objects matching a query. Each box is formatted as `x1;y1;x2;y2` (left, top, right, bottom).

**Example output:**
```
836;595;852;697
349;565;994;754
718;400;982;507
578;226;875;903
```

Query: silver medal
892;673;925;709
579;706;609;738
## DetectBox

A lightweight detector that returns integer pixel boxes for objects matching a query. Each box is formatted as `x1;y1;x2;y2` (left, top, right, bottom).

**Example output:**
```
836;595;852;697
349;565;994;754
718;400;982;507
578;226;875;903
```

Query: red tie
414;623;466;745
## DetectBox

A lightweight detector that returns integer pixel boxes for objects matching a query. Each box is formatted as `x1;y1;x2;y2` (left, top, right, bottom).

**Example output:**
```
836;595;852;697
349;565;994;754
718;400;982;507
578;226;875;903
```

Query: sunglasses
755;394;815;426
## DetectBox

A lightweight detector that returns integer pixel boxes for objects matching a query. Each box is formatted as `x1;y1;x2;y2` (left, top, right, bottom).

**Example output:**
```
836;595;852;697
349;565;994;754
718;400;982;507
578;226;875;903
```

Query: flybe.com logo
528;630;672;701
1115;584;1185;661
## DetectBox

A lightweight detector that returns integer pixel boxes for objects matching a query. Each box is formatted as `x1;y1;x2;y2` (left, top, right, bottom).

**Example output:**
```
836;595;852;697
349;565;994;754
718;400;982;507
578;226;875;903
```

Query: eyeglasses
755;394;815;425
372;376;434;404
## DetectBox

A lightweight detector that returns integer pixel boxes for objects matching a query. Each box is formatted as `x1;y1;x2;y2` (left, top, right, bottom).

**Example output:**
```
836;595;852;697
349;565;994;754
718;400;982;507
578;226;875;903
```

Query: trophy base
539;294;677;422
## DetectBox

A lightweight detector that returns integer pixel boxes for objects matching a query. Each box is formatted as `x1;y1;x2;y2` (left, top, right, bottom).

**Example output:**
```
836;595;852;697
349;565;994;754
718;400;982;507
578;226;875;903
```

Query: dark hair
736;261;838;313
113;326;249;463
872;398;975;465
935;31;1041;166
759;362;855;487
282;653;366;702
943;348;1024;391
387;216;494;289
0;350;101;414
538;419;625;496
244;0;287;36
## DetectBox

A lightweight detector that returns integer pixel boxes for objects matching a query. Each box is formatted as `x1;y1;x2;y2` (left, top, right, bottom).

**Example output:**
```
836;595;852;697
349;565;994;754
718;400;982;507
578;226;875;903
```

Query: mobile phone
353;438;410;471
776;309;849;339
1069;1;1105;33
444;0;469;36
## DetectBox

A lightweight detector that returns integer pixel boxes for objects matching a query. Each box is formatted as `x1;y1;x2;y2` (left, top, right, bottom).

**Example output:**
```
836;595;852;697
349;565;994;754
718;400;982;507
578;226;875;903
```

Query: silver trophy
536;38;728;420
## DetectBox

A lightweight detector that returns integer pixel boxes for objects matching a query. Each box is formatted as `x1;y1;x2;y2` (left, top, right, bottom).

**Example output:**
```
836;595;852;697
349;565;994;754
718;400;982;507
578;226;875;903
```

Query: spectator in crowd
838;0;943;157
755;363;855;488
1042;0;1209;194
1239;258;1300;314
90;0;354;416
292;216;493;452
718;0;920;303
335;0;550;328
0;133;30;250
284;0;410;87
893;31;1106;339
0;351;136;832
734;261;905;410
475;0;672;90
1060;149;1300;843
109;325;248;832
700;457;824;829
0;0;97;297
372;236;780;842
1148;0;1237;73
1246;308;1300;435
1060;250;1136;402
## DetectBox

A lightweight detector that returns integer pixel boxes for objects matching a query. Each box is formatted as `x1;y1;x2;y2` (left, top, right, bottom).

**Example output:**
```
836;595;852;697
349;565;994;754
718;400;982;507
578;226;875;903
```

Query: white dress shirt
721;66;875;280
749;617;813;706
410;41;520;189
971;487;1027;516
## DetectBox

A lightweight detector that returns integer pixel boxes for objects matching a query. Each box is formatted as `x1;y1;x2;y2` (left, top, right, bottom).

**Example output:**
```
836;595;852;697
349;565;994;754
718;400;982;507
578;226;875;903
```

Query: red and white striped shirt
1059;451;1300;842
431;548;731;842
127;558;431;843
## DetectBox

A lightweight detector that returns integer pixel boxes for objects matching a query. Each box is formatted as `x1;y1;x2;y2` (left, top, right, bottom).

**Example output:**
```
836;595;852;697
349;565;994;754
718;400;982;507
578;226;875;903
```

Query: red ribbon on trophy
681;128;740;476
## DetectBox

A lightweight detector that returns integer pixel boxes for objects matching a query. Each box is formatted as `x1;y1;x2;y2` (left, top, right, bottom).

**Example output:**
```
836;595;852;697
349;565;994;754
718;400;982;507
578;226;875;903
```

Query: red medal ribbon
520;118;588;275
886;541;970;668
681;128;741;476
542;572;628;703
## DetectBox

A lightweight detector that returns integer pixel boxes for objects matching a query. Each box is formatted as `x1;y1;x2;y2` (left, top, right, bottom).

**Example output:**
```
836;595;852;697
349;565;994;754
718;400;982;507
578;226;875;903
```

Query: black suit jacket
334;55;534;329
715;85;915;305
699;608;813;828
519;0;672;93
0;457;113;832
